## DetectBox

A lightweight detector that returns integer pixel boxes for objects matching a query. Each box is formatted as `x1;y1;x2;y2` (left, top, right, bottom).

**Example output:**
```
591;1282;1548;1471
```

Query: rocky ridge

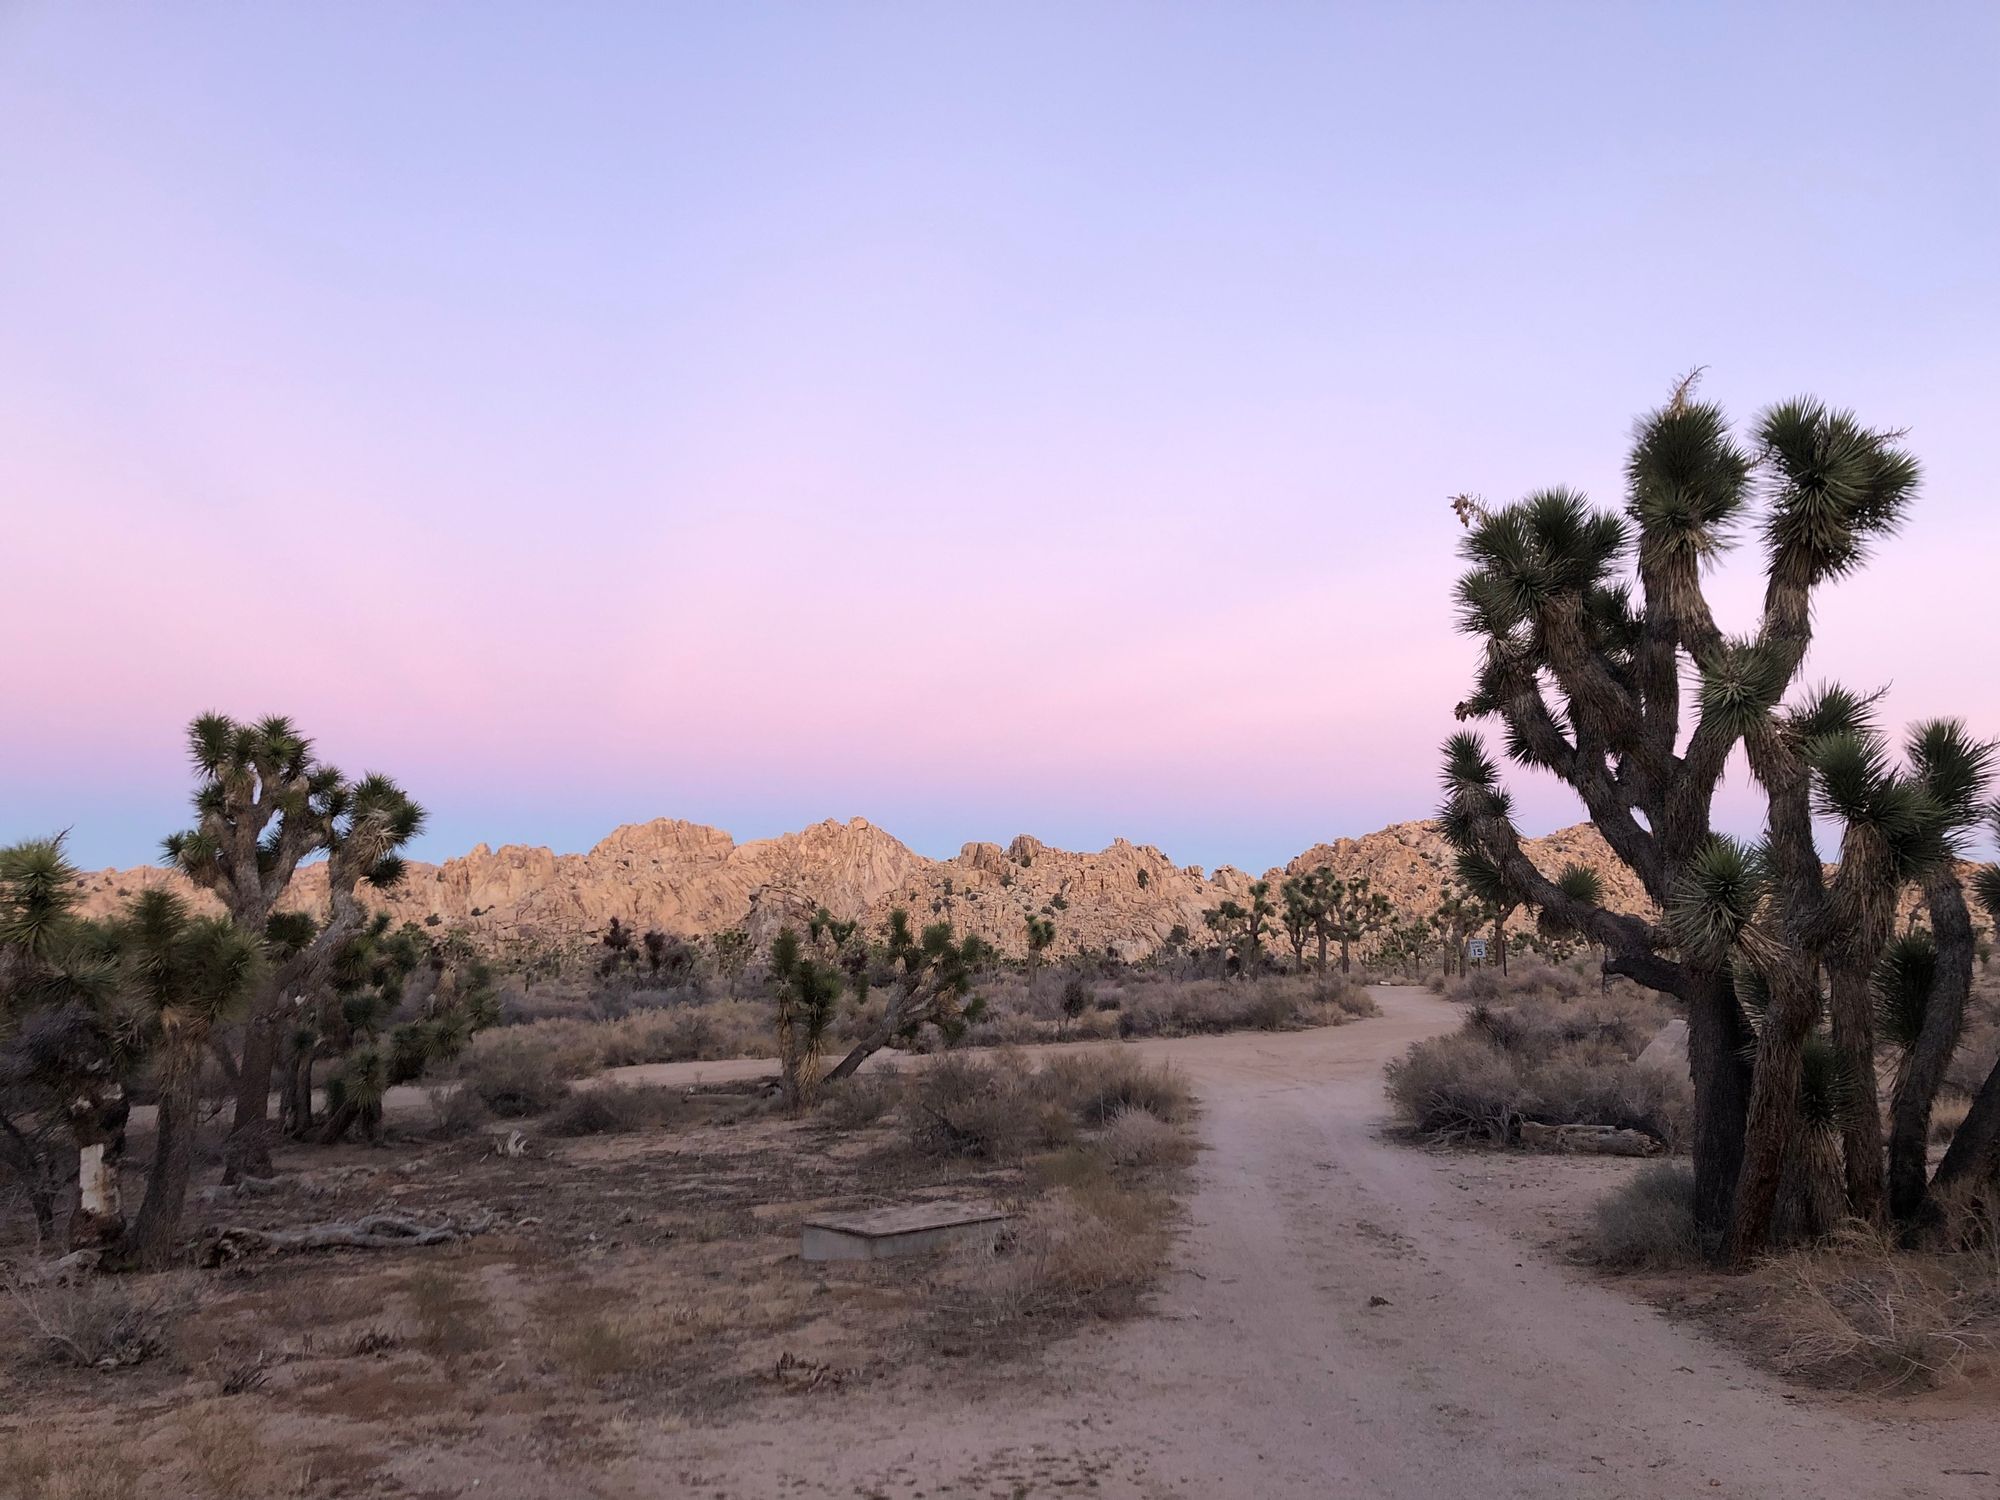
71;816;1645;963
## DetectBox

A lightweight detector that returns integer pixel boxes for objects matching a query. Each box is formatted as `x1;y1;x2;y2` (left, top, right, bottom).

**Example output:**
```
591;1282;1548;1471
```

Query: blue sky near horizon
4;3;1999;873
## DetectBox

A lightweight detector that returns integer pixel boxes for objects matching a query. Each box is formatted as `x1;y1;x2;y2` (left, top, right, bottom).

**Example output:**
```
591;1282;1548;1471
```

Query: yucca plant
118;888;261;1268
0;838;130;1247
163;713;424;1180
823;910;990;1084
1438;375;1938;1258
768;928;842;1113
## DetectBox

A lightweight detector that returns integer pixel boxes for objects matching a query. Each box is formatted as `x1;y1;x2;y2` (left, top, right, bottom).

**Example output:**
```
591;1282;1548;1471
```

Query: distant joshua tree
163;713;424;1182
769;928;843;1112
1023;912;1056;992
825;910;990;1081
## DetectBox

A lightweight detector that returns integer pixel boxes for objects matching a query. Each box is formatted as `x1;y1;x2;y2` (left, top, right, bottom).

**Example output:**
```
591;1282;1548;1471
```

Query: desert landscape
8;7;2000;1498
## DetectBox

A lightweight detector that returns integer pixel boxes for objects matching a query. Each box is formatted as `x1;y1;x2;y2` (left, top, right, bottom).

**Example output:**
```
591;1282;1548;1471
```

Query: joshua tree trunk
1889;873;1977;1223
126;1040;202;1268
281;1045;316;1138
1933;1050;2000;1193
65;1087;130;1249
225;997;283;1182
1728;964;1818;1263
1827;959;1886;1224
1685;969;1752;1242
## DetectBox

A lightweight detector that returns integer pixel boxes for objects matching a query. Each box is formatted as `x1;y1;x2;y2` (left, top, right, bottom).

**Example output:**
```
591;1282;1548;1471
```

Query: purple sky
5;4;1998;872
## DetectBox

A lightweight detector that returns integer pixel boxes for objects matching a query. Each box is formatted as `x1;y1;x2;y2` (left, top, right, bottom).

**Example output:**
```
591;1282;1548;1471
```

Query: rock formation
71;814;1661;964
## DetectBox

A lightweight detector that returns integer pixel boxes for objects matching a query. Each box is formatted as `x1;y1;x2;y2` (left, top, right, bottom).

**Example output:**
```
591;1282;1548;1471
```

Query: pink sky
5;5;1998;871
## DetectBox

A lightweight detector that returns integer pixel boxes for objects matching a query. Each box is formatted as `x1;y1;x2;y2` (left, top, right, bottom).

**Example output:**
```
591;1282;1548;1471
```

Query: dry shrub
465;1018;605;1079
598;1000;771;1066
0;1432;140;1500
904;1050;1192;1158
1112;974;1372;1039
543;1081;689;1137
1759;1223;2000;1391
905;1054;1047;1159
1465;990;1673;1060
1033;1049;1194;1127
1449;960;1593;1005
977;1177;1171;1321
456;1032;574;1117
1100;1109;1196;1170
1384;1032;1522;1142
1590;1164;1701;1270
424;1081;492;1139
1386;995;1689;1146
816;1070;902;1129
404;1264;493;1358
8;1272;192;1370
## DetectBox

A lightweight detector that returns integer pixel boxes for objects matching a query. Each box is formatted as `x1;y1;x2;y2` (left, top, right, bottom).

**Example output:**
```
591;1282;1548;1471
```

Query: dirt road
651;985;1994;1500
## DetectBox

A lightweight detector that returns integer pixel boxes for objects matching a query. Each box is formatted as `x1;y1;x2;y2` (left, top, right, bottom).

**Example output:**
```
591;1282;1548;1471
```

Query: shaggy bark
125;1041;203;1268
1888;873;1977;1223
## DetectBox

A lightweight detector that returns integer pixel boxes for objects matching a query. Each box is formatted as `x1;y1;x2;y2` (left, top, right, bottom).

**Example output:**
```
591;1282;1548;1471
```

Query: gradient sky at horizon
5;3;1999;873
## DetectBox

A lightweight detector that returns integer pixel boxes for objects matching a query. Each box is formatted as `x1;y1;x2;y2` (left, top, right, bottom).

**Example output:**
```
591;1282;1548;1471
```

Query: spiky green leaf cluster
1872;931;1936;1054
1667;837;1765;963
1756;400;1920;590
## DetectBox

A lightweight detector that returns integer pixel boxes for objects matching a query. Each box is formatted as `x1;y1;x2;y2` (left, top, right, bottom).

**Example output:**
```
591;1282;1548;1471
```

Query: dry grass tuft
0;1431;140;1500
1589;1164;1702;1270
815;1069;902;1129
1759;1223;2000;1391
7;1272;193;1370
974;1176;1174;1324
1099;1109;1197;1170
173;1402;313;1499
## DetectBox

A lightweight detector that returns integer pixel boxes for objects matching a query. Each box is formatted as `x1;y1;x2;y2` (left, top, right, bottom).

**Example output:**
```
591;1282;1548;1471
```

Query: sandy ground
627;985;1997;1500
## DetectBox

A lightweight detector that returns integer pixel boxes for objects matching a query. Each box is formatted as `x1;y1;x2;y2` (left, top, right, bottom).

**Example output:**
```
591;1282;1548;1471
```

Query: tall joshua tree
164;713;424;1181
1439;377;1944;1258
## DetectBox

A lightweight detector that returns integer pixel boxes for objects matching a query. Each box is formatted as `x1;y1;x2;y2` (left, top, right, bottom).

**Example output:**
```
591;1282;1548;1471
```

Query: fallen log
1518;1121;1663;1157
203;1211;493;1265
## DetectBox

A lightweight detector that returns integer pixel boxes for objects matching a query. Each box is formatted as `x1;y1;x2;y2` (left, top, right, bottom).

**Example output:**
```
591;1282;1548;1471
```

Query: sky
4;3;1999;874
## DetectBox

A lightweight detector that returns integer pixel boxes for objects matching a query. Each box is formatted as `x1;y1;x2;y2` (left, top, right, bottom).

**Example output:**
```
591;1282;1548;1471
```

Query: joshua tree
1059;972;1092;1037
769;928;842;1111
598;917;636;978
310;922;496;1145
164;713;424;1181
1204;881;1274;975
1436;378;1963;1257
1324;875;1392;974
0;838;126;1246
710;928;751;996
824;910;989;1081
1280;875;1321;972
1023;912;1056;992
117;889;260;1267
1428;884;1480;979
